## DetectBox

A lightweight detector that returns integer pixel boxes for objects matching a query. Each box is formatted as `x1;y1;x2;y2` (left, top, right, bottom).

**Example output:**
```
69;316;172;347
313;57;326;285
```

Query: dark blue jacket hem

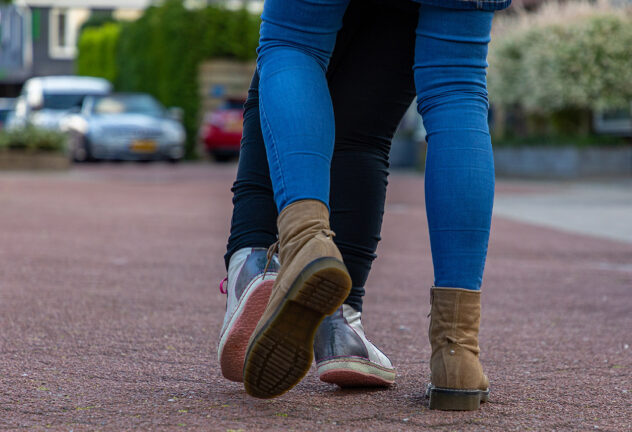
413;0;512;11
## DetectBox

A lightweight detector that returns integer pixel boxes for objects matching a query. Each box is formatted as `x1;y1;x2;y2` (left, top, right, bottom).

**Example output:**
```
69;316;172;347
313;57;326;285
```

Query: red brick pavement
0;164;630;431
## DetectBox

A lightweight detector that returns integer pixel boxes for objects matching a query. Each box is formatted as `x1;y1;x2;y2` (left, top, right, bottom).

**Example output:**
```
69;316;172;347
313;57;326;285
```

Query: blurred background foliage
77;23;120;84
76;0;631;151
79;10;117;34
76;0;260;158
489;1;632;141
0;127;67;153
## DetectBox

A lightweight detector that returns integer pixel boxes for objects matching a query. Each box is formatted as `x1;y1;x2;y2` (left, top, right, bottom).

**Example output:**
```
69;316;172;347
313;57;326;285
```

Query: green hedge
77;22;120;83
76;0;260;158
489;10;632;116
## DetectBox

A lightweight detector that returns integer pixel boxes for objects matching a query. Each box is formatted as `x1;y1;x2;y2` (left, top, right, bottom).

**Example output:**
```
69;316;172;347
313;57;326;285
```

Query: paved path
494;179;632;244
0;164;630;431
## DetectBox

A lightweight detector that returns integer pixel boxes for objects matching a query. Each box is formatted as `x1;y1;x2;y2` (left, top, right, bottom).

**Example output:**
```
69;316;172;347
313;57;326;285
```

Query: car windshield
43;93;90;110
92;95;165;117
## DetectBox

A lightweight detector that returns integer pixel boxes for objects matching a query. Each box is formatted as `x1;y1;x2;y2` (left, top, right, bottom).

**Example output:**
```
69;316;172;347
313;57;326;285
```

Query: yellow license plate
131;140;157;153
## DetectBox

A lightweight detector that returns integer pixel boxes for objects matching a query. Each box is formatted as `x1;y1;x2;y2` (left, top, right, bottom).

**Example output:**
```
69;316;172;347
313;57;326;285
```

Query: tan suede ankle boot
243;200;352;398
427;287;490;410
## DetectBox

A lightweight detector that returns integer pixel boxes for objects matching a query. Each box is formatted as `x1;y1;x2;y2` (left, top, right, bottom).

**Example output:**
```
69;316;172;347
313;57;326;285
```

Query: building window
48;8;89;60
57;11;66;47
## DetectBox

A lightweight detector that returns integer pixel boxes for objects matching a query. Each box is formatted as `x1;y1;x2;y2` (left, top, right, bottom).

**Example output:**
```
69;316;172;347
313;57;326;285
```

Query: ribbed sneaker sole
243;257;351;399
218;279;275;382
319;368;395;388
317;358;395;388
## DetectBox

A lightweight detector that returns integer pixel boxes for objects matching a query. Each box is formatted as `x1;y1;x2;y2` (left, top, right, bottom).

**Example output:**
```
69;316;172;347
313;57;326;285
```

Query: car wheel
71;132;93;163
212;152;234;163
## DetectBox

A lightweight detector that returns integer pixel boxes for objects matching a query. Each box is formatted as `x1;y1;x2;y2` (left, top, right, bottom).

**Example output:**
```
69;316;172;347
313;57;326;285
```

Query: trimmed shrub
79;10;116;34
489;3;632;113
0;127;67;152
489;1;632;138
77;22;121;84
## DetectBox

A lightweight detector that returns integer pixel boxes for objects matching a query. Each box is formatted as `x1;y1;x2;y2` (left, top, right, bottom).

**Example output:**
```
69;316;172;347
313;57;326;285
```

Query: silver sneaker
218;247;279;382
314;304;395;387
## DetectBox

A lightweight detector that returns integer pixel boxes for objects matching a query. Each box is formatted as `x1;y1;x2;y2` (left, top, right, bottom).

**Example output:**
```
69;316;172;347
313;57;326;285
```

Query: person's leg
257;0;350;210
313;0;418;387
218;73;281;383
413;4;494;410
224;73;278;269
416;8;494;290
327;0;417;313
244;0;352;399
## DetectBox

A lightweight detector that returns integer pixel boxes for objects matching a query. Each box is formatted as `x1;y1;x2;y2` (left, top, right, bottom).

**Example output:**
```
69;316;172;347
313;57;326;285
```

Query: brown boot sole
427;384;490;411
243;257;351;399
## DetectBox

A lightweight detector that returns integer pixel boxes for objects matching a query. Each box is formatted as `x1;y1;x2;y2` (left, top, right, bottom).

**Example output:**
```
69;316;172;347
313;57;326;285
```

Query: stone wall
493;146;632;178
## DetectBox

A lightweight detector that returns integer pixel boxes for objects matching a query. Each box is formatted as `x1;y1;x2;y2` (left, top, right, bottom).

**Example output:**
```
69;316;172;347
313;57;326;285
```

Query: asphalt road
1;164;630;431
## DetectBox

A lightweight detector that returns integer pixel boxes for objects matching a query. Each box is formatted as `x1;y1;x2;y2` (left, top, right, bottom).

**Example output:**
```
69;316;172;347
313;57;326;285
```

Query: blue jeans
257;1;494;290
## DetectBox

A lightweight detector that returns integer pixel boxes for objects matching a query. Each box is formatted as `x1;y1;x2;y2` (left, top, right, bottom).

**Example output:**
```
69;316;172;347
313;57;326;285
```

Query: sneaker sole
243;257;352;399
317;358;395;387
218;277;275;382
427;384;490;411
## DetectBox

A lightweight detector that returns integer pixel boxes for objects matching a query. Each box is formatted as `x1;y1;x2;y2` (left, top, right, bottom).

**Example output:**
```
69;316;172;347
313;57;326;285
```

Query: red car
200;98;245;161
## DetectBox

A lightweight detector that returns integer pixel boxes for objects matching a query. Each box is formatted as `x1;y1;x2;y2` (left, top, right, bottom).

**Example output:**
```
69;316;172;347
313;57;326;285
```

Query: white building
0;0;152;96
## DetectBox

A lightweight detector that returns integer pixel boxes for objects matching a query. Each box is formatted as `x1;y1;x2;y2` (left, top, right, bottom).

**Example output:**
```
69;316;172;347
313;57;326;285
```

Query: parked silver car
61;93;185;162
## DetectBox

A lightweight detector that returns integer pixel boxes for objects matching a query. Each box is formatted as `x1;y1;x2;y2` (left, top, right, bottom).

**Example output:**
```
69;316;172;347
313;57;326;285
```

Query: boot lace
321;228;336;238
262;229;335;275
446;335;464;345
219;277;228;294
263;240;279;276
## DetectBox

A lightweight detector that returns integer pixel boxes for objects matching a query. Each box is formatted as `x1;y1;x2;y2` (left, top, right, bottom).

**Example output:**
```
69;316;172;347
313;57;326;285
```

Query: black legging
224;0;418;312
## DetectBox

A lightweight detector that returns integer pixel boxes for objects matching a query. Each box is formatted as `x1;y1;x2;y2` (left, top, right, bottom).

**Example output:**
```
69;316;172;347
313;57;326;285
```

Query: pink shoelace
219;277;228;294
